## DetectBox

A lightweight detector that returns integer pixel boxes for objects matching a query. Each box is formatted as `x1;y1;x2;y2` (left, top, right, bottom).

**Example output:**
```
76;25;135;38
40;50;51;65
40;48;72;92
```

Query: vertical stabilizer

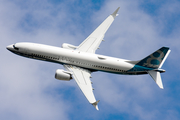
136;47;170;89
148;71;163;89
136;47;170;69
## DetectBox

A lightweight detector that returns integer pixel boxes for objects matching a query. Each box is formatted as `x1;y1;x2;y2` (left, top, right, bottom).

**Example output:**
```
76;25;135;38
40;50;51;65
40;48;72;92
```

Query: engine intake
55;69;72;81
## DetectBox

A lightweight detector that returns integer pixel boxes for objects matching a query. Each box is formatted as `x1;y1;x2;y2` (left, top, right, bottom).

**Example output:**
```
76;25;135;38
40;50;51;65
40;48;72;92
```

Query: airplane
6;7;170;110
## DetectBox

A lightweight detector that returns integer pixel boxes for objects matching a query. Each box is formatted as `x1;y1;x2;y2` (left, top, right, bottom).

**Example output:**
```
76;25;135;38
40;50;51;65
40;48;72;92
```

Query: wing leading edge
64;65;99;110
77;7;120;53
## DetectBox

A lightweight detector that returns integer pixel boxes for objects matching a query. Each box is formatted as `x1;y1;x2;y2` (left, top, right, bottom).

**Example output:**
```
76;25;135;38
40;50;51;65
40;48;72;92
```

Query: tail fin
136;47;170;69
137;47;171;89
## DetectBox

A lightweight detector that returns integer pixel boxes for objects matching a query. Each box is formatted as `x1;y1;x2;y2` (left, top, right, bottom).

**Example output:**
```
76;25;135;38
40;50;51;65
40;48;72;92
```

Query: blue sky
1;0;180;120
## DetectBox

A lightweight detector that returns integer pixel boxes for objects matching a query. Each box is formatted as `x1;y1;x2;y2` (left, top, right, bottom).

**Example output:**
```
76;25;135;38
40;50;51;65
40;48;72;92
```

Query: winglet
92;100;100;110
111;7;120;18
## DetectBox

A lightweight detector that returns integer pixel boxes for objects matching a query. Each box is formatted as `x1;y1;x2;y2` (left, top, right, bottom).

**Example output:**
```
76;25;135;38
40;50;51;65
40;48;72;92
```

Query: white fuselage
7;42;135;74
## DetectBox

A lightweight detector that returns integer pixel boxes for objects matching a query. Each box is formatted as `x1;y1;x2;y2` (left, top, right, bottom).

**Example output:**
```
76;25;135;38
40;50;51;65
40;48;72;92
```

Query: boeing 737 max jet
7;7;170;110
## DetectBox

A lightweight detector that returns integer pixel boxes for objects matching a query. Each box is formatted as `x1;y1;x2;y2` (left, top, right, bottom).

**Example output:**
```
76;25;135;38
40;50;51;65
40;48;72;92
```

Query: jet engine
55;69;72;81
62;43;77;50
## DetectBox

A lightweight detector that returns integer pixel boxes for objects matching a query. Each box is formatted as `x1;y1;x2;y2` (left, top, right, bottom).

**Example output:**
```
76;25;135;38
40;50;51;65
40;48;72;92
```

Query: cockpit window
13;45;19;50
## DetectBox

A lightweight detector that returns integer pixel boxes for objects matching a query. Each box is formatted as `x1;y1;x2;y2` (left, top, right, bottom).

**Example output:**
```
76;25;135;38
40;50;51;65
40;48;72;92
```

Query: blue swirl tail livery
136;47;170;69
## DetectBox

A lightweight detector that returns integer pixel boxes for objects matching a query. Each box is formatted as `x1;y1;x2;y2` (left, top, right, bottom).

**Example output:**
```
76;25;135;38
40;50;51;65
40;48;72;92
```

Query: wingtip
92;100;100;110
93;104;99;110
111;7;120;18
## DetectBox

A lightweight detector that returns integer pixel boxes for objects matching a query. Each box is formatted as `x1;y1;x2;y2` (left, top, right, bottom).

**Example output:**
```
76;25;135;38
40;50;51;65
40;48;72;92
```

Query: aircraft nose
6;44;14;51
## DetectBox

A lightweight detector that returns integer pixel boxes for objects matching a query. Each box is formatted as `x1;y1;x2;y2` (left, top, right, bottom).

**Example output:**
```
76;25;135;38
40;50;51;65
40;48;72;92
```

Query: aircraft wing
77;7;120;53
63;65;100;110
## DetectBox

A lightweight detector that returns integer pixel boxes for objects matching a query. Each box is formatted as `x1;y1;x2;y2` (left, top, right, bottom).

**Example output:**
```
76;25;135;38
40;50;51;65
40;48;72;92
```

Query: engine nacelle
62;43;77;50
55;69;72;81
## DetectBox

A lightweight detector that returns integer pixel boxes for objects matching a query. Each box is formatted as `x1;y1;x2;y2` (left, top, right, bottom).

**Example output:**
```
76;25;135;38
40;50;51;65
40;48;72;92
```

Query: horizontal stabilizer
148;71;163;89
